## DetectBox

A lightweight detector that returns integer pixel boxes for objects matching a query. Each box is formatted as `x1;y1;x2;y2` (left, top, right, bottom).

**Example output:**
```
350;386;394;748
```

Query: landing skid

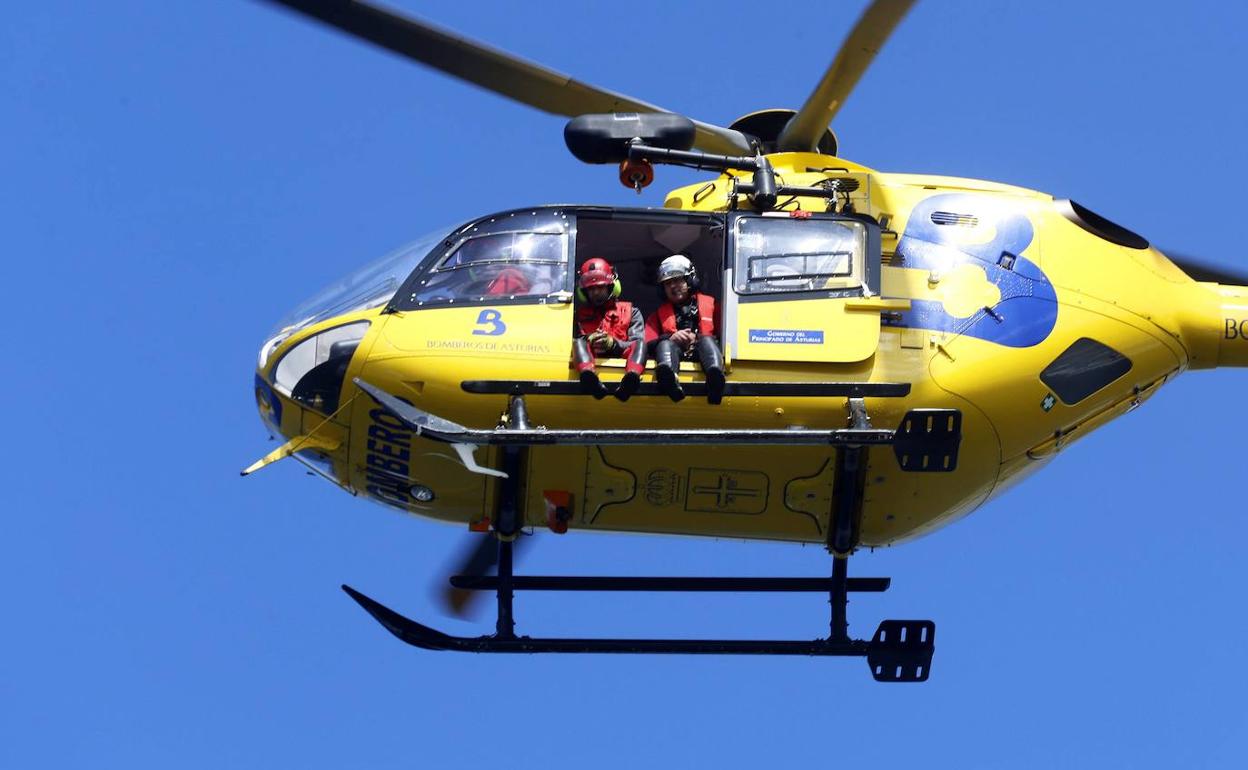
341;583;934;681
344;384;953;682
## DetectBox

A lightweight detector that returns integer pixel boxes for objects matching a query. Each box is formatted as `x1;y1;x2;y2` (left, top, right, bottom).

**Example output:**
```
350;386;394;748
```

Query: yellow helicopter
244;0;1248;681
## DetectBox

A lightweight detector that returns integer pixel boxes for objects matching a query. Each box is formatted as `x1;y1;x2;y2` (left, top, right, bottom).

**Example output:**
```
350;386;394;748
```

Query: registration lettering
364;407;413;506
1224;318;1248;340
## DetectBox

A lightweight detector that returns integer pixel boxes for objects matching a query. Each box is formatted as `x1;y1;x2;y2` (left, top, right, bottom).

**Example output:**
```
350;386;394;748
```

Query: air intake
930;211;979;227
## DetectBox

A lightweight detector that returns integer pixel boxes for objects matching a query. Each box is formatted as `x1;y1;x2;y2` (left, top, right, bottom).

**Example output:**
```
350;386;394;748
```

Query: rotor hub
729;110;838;156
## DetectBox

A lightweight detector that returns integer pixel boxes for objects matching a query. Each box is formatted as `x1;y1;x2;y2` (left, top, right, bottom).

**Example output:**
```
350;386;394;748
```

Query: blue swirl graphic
893;193;1057;348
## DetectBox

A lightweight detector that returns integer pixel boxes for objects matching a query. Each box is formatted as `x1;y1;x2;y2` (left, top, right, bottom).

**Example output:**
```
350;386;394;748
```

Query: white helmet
657;254;695;283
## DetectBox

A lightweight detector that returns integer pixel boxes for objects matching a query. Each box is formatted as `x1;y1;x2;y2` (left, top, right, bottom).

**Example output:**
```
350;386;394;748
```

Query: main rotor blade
262;0;753;155
775;0;916;152
1168;253;1248;286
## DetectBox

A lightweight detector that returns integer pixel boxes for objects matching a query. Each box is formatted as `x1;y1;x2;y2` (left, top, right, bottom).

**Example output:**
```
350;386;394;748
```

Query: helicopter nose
253;375;283;436
253;320;371;436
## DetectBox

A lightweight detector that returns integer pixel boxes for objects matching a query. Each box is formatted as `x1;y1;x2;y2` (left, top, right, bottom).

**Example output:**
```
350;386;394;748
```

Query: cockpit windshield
391;209;571;310
267;226;450;341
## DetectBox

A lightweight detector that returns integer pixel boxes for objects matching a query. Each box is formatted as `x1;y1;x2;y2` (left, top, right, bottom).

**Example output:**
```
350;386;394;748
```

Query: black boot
654;339;685;402
580;369;607;399
572;338;608;399
696;336;726;405
615;341;646;402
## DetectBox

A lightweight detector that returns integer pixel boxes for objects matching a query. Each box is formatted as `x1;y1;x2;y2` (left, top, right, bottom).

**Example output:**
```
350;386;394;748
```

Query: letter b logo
473;309;506;336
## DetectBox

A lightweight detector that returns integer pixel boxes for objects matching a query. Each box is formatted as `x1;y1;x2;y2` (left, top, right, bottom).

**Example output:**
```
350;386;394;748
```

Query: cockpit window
392;210;571;309
747;250;852;284
260;226;449;367
271;232;444;333
405;232;566;305
441;231;564;268
734;217;867;295
273;320;370;412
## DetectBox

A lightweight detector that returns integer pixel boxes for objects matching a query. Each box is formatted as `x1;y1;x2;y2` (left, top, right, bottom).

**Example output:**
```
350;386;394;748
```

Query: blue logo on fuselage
894;193;1057;348
471;308;507;336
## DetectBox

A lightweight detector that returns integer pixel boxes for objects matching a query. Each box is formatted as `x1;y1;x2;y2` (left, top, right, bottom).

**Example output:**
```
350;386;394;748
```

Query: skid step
868;620;936;682
893;409;963;472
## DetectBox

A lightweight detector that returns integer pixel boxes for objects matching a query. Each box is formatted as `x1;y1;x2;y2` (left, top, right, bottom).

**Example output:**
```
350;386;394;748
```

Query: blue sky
6;1;1248;767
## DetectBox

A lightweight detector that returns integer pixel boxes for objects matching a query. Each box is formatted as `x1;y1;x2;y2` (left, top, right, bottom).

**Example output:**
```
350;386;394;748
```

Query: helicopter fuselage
251;152;1248;548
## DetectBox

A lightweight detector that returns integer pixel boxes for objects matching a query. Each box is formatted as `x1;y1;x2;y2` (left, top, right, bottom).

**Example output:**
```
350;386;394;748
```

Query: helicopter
243;0;1248;682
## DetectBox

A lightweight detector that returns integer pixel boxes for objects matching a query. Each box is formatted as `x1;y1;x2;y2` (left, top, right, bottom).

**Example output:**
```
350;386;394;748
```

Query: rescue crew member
644;254;726;404
573;257;646;401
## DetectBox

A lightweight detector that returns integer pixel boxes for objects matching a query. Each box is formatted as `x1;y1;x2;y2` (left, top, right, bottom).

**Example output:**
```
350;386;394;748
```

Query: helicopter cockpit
381;206;882;366
394;212;571;307
255;227;449;431
258;204;885;435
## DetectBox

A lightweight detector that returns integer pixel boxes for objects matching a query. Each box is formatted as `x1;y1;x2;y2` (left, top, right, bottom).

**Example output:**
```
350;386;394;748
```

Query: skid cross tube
828;399;873;640
492;449;523;638
449;576;891;592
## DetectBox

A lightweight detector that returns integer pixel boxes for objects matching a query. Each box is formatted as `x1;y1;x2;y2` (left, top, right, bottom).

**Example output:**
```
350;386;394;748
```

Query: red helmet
578;257;616;290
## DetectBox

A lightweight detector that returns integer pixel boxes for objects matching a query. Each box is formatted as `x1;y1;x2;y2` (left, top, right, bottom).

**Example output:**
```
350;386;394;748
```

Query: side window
734;217;867;296
273;320;371;411
404;230;568;306
1040;337;1133;405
